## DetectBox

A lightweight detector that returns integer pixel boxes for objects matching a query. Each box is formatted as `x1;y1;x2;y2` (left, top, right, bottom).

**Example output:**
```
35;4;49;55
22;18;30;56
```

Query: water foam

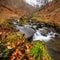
33;30;56;42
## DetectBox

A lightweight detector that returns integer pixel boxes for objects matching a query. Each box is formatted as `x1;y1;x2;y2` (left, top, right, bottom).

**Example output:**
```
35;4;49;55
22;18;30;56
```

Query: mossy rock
22;19;29;24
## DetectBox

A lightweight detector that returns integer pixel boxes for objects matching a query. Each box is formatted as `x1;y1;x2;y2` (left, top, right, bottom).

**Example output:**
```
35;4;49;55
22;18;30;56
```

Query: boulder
16;25;35;38
38;27;51;36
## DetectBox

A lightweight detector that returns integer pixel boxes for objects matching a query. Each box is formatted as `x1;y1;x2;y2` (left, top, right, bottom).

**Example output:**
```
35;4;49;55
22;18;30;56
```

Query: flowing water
33;30;57;42
33;27;60;60
13;21;60;60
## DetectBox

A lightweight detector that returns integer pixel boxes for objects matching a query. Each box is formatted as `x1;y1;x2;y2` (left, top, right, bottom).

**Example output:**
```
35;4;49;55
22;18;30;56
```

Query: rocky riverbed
12;18;60;60
0;17;60;60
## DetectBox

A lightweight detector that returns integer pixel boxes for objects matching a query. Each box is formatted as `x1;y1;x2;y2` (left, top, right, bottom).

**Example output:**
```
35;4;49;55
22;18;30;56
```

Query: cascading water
13;20;59;42
12;19;60;60
33;30;57;42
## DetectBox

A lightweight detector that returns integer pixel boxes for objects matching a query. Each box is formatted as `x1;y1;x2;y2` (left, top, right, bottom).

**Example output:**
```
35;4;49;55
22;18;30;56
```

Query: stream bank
12;18;60;60
0;17;60;60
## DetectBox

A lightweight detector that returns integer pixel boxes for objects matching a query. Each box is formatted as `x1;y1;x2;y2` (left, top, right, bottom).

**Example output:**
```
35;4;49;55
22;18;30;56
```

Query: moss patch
30;41;53;60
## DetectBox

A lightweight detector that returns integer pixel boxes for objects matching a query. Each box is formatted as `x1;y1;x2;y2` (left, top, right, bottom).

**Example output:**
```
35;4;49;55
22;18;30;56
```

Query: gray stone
38;27;51;36
16;25;35;38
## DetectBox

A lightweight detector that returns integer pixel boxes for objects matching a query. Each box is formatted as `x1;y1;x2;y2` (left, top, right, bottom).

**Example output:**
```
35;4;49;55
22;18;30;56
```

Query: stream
13;20;60;60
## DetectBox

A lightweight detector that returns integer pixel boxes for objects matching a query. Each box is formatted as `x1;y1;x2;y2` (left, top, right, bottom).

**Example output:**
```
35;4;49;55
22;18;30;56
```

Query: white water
25;0;52;7
13;21;57;42
33;30;56;42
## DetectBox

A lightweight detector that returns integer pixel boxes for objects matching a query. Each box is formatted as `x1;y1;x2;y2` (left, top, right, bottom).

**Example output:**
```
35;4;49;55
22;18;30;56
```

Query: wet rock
38;27;50;36
12;21;17;25
24;25;32;28
36;23;47;29
32;25;37;30
38;27;55;36
55;34;60;38
16;25;35;38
